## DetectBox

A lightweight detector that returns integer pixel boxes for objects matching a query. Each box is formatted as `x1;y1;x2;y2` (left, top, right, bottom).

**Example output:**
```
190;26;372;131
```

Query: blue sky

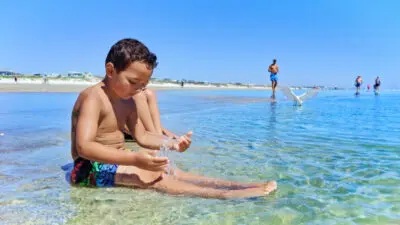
1;0;399;88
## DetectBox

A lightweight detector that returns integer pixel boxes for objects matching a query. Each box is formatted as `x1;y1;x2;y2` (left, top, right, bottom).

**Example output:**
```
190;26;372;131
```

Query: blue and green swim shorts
70;157;118;187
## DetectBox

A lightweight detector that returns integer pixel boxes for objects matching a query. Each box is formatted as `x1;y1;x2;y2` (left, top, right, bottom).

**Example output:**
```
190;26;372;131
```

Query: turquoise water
0;90;399;225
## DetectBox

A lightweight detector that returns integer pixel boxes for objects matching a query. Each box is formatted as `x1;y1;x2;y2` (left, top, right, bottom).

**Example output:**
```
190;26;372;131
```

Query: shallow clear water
0;90;399;225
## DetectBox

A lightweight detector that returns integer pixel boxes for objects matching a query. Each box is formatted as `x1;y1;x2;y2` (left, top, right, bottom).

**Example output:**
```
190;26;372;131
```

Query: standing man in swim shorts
374;76;381;94
355;75;363;95
268;59;279;99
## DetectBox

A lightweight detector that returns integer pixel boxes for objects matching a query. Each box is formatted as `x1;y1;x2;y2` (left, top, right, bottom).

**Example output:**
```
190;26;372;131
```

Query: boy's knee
144;88;157;100
134;91;147;102
136;168;164;186
115;166;163;188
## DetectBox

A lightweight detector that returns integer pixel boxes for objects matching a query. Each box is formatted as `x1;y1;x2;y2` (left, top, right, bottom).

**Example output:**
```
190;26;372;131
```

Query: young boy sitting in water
70;38;277;199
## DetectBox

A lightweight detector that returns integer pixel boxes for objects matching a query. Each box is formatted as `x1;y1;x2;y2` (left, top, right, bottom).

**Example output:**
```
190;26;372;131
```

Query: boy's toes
264;181;277;195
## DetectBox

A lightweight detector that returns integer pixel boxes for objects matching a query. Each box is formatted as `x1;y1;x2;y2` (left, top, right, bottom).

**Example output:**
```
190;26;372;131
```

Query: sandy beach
0;78;271;92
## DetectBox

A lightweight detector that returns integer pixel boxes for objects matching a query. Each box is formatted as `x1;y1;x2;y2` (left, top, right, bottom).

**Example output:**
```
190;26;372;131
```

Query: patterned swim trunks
70;157;118;187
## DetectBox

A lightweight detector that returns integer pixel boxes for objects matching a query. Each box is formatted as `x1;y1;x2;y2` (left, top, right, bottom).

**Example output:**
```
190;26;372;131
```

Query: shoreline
0;79;271;93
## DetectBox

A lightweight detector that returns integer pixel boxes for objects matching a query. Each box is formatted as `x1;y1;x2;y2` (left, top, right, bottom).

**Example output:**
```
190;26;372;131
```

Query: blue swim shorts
71;157;119;187
270;73;278;82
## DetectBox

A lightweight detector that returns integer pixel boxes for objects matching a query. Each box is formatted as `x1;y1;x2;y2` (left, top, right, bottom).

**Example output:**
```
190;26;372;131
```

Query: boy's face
106;61;152;99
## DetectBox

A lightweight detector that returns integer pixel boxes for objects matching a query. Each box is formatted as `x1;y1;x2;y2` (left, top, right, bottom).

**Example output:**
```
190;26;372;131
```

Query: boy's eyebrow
131;77;148;84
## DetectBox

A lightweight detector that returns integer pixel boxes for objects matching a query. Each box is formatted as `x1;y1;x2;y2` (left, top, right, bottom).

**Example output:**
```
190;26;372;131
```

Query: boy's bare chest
98;104;129;133
94;106;128;148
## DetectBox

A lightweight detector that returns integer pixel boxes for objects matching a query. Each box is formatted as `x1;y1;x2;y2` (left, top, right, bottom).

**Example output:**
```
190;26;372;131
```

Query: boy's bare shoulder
79;83;104;100
74;83;105;110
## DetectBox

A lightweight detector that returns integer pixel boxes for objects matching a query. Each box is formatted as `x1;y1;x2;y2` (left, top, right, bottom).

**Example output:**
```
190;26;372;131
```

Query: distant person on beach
14;76;17;83
367;84;371;91
355;75;362;95
70;38;277;199
374;76;381;93
181;80;184;88
268;59;279;98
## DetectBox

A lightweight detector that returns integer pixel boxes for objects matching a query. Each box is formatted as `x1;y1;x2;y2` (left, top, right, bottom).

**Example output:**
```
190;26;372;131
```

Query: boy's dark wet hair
273;59;277;63
105;38;158;72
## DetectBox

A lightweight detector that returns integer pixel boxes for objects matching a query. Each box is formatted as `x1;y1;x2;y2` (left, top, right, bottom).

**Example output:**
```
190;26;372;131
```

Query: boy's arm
128;113;165;150
128;112;192;152
162;127;179;139
75;96;137;165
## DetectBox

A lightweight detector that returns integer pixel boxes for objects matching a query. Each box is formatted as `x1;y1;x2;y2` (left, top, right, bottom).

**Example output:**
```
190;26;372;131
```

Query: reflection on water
0;91;399;225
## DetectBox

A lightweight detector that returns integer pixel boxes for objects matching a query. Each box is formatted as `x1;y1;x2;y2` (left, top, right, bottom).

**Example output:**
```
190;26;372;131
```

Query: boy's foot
225;180;277;199
263;181;277;196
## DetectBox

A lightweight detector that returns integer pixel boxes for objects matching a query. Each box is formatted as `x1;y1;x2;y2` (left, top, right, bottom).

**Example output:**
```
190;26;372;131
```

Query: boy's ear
106;62;115;78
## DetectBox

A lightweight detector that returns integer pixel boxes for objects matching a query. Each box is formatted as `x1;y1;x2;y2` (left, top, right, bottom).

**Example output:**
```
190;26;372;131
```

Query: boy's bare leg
154;175;276;199
114;166;277;199
144;88;163;135
173;168;272;189
133;91;158;133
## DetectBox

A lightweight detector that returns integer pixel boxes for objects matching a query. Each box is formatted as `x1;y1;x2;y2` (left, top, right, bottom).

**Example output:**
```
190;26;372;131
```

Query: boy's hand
133;149;169;172
172;131;192;152
162;128;179;140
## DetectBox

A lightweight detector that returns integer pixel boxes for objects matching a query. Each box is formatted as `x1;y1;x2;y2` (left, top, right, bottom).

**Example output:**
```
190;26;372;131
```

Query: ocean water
0;90;399;225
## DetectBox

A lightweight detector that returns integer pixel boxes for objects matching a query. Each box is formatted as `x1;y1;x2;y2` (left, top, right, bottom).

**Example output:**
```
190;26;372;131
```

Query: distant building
47;73;61;77
33;73;46;77
67;71;83;77
0;70;15;76
67;71;93;78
